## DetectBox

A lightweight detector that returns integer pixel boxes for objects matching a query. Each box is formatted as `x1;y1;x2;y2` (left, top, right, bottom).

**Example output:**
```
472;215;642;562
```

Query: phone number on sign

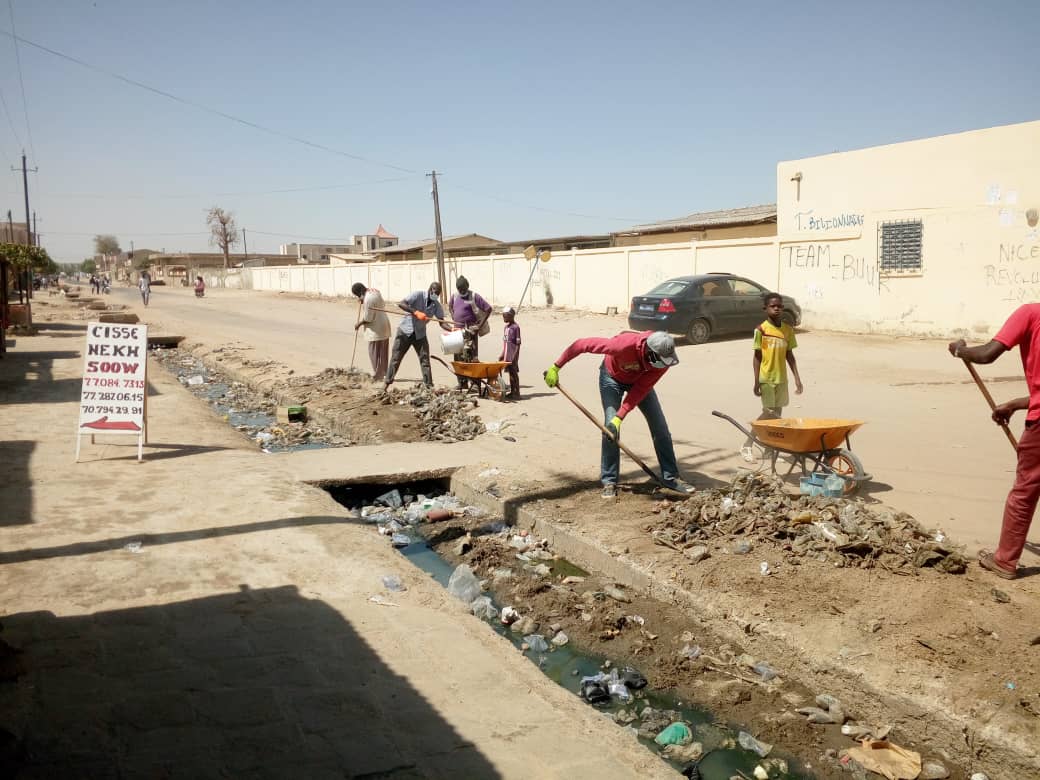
80;405;142;416
80;391;144;402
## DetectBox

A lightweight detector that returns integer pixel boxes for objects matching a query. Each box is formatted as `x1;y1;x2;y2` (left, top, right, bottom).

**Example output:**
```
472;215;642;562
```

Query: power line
6;1;34;163
0;84;21;158
0;27;418;175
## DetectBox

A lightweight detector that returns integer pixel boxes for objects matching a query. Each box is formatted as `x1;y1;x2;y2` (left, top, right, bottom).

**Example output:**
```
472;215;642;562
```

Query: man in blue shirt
385;281;447;389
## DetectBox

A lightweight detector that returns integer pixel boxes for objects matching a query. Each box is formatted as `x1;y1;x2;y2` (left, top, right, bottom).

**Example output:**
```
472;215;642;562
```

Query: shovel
962;359;1018;450
547;374;686;495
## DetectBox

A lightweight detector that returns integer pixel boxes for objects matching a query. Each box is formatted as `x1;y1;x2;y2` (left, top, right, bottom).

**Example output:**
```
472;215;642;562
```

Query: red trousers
996;421;1040;570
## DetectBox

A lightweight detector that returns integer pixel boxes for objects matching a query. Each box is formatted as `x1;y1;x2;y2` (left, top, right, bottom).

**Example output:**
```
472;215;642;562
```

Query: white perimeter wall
248;239;777;316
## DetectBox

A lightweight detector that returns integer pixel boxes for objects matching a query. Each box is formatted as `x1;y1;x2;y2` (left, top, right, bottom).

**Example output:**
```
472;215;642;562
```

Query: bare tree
206;206;239;269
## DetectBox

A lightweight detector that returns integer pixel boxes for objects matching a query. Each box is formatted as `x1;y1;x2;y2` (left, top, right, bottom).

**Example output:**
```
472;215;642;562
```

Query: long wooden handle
551;377;668;488
371;305;466;328
349;300;362;370
963;358;1018;450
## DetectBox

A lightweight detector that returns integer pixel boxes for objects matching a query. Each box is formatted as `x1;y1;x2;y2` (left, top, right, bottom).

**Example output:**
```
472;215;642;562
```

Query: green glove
544;364;560;388
606;415;622;440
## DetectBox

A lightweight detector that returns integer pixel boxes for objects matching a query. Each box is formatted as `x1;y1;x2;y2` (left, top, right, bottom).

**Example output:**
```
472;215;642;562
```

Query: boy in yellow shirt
742;293;804;461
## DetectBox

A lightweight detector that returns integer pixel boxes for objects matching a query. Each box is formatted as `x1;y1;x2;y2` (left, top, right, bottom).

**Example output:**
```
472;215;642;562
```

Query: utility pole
12;152;36;307
242;228;248;265
32;210;36;246
6;210;11;242
427;171;446;291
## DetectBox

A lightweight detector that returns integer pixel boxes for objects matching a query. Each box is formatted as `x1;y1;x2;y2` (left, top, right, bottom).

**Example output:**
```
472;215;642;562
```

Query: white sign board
76;322;148;461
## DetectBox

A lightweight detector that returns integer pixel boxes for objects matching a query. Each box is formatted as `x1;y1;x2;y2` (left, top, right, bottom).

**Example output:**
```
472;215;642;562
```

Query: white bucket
441;329;465;355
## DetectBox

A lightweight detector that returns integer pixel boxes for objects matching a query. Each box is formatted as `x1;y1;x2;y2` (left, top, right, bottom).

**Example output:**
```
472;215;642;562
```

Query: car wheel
687;318;711;344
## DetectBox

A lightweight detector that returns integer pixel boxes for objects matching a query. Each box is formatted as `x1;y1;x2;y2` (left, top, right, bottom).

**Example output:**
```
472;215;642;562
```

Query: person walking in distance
351;282;391;382
951;304;1040;579
544;330;696;499
138;271;151;307
384;281;449;390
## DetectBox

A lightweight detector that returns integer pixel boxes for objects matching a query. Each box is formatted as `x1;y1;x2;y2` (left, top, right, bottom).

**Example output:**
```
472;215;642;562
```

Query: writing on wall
782;243;878;289
793;210;865;231
986;242;1040;302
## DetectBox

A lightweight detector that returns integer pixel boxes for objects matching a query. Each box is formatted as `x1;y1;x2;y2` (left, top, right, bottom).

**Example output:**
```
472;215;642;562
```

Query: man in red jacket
545;330;695;498
951;303;1040;580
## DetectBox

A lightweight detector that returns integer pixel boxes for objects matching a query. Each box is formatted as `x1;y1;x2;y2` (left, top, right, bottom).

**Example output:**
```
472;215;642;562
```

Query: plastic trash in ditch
187;375;205;386
123;541;143;553
375;488;403;508
524;634;549;653
550;631;569;647
619;666;647;689
753;661;778;681
470;596;499;620
607;668;632;702
390;533;411;548
679;644;702;660
655;722;693;746
381;575;406;592
580;676;610;705
499;606;520;625
737;731;773;757
447;564;482;603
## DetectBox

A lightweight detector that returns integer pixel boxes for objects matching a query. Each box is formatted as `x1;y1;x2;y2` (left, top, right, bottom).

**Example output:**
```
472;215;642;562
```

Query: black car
627;273;801;344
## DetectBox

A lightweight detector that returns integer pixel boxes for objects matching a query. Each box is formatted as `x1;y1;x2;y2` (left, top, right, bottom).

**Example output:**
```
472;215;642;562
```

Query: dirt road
128;284;1032;561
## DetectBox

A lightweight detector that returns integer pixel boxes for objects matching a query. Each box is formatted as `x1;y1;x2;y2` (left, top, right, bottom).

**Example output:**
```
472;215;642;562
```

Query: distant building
280;243;353;264
373;233;503;262
612;204;777;246
1;221;36;246
350;224;398;254
505;234;612;254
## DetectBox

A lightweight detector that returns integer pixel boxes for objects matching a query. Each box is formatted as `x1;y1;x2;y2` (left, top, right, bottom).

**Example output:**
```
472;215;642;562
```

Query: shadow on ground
0;585;499;778
0;441;33;526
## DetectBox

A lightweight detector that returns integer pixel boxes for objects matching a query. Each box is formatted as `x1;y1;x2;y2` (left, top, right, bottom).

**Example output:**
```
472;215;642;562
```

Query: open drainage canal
152;348;348;452
326;480;813;780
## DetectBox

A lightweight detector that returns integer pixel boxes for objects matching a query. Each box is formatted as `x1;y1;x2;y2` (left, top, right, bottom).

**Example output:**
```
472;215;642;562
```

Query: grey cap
646;331;679;366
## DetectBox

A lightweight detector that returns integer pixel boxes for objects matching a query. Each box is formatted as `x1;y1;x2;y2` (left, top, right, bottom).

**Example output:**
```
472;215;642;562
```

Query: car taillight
658;298;675;313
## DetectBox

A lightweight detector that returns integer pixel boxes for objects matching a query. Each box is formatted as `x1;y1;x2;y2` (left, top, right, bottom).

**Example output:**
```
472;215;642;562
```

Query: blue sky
1;0;1037;262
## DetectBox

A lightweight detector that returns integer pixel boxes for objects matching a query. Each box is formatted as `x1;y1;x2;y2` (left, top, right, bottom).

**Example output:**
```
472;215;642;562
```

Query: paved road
123;284;1035;561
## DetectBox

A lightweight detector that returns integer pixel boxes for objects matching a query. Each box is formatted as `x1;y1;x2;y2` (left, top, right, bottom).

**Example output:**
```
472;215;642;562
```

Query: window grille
878;219;923;273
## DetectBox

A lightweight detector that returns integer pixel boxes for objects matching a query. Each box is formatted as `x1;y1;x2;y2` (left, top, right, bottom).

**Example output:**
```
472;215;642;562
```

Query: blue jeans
598;363;680;486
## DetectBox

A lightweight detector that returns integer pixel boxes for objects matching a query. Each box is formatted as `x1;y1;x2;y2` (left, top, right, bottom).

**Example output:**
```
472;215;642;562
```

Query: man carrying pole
385;281;449;390
950;303;1040;580
545;330;696;498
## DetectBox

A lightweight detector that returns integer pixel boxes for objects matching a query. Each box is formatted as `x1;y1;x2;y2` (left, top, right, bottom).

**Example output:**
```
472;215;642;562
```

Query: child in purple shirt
498;307;521;398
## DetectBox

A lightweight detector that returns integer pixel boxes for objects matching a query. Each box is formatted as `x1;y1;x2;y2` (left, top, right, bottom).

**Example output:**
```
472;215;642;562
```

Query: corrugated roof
377;234;503;254
620;203;777;234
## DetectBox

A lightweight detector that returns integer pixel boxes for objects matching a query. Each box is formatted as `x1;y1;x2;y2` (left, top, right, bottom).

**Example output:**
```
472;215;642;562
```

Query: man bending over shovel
950;303;1040;580
545;331;696;499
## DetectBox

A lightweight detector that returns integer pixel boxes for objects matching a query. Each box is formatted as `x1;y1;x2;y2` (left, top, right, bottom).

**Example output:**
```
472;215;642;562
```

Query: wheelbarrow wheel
824;448;866;494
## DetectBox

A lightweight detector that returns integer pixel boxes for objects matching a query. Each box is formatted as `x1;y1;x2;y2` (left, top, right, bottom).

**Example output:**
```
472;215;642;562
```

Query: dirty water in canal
327;482;814;780
152;348;348;452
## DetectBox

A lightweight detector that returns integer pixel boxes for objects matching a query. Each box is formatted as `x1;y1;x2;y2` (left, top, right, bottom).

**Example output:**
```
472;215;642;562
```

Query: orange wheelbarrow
712;410;871;494
432;356;512;400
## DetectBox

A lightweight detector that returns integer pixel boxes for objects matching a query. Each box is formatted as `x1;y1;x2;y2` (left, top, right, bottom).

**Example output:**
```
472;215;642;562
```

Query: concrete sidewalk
0;324;674;779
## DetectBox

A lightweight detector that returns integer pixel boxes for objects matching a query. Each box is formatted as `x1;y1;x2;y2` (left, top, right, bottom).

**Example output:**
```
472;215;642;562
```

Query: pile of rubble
647;473;968;575
285;367;370;400
380;384;484;442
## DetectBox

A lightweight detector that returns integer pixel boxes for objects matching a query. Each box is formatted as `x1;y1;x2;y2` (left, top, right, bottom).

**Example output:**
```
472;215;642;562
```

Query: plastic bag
470;595;499;620
381;575;406;592
447;564;481;603
738;731;772;757
524;634;549;652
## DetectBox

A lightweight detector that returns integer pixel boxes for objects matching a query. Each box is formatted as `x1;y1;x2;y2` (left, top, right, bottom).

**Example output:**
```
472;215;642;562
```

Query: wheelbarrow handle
711;410;755;440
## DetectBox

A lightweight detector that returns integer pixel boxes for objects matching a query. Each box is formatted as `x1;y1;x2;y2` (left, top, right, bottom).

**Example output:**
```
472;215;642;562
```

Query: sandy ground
22;283;1040;777
105;283;1035;561
0;301;676;779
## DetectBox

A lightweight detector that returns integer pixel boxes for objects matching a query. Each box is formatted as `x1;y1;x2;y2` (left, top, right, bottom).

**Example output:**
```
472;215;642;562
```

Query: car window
731;279;764;296
701;279;733;297
647;280;690;296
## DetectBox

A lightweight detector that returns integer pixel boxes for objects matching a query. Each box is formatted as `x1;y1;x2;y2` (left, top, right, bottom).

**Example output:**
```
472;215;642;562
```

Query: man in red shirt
545;330;695;499
950;303;1040;579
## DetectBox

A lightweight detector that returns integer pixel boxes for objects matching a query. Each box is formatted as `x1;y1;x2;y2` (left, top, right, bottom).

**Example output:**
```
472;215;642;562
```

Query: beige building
774;118;1040;336
373;233;504;262
613;204;777;246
